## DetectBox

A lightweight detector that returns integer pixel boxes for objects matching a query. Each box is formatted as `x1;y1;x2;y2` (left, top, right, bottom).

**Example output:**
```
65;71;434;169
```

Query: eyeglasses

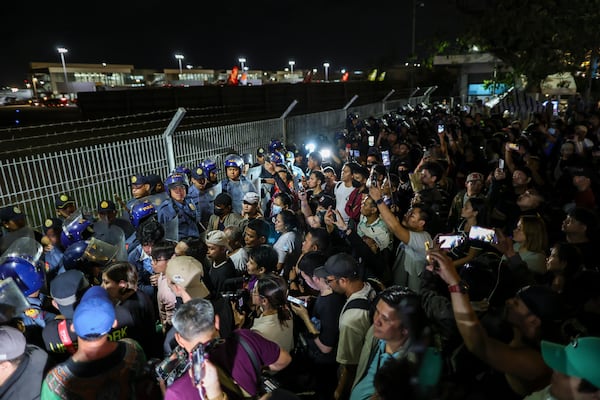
151;257;168;263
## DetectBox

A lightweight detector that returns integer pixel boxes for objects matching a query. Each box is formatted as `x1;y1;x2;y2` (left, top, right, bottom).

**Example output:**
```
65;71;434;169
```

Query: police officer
188;164;219;233
157;173;201;240
202;159;220;188
221;154;258;215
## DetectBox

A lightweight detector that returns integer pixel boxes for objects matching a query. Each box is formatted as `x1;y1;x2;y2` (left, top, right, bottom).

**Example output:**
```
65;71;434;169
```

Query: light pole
323;62;330;82
175;54;184;75
57;47;69;94
288;60;295;74
410;1;424;89
239;57;246;70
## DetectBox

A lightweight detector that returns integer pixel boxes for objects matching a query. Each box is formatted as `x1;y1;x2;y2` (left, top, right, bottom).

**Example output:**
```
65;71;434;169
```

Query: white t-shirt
335;182;356;223
273;231;297;263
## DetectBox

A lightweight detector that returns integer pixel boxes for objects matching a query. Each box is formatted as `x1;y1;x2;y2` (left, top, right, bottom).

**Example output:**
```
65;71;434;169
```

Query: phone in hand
437;234;465;249
287;295;307;308
381;150;391;167
498;159;505;170
437;124;445;133
508;143;520;151
368;135;375;147
191;344;205;386
468;226;498;244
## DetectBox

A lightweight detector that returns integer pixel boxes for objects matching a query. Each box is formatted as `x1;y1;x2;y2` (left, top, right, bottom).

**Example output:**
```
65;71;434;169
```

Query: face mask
214;207;226;217
352;179;362;188
399;171;410;181
271;204;282;216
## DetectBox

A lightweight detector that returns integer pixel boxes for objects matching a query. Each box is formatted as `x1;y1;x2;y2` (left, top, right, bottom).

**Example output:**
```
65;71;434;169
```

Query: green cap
541;337;600;388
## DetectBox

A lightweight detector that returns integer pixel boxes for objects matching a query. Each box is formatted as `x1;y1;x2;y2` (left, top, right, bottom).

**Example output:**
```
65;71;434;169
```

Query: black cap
516;285;563;322
97;200;116;213
214;193;233;206
55;194;75;209
50;270;90;319
0;206;26;222
322;253;359;279
43;217;63;234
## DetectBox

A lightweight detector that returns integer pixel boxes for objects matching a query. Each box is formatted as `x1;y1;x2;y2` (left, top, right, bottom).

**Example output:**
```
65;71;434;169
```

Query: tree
454;0;600;95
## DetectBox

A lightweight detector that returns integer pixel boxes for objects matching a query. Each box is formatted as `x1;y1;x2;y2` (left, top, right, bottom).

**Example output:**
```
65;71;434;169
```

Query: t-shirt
310;292;346;364
209;259;237;295
41;339;146;399
335;182;356;223
165;329;281;399
337;283;375;365
392;230;431;293
252;312;294;352
273;231;298;264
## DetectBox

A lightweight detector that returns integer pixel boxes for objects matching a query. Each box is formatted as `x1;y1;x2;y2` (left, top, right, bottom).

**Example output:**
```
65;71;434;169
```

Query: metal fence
0;87;436;231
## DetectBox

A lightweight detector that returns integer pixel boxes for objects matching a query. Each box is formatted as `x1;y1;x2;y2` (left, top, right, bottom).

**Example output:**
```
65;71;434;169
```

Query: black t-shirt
209;259;237;295
310;292;346;364
117;291;159;357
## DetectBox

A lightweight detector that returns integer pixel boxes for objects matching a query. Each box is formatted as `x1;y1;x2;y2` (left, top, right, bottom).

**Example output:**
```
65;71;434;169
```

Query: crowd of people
1;99;600;400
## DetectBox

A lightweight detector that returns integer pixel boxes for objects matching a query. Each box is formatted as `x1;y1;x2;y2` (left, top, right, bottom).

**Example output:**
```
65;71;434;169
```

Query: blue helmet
202;159;219;174
190;164;208;181
129;200;157;228
164;173;189;191
0;256;45;296
269;151;285;165
174;165;191;179
269;139;284;154
224;154;244;169
62;240;89;271
60;217;94;249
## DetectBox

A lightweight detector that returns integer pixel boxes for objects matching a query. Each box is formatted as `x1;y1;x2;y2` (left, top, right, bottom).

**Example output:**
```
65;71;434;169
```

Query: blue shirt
157;197;201;240
221;176;257;215
350;340;405;400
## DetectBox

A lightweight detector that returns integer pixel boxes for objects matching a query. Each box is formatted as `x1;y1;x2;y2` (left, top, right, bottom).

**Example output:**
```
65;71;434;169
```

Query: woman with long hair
250;275;294;352
448;197;491;267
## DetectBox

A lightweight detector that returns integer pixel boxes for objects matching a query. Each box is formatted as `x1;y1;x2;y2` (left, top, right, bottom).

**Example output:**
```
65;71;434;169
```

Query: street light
239;57;246;70
288;60;295;74
57;47;69;94
175;54;184;75
323;62;330;82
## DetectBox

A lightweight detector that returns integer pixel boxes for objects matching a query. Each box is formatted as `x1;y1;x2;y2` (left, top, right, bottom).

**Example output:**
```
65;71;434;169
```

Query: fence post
423;86;438;103
381;89;395;114
280;100;298;146
163;107;187;173
342;95;359;111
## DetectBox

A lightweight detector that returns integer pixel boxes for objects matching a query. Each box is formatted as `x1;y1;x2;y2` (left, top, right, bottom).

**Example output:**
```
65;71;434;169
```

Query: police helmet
62;240;89;271
60;218;94;249
224;154;244;169
129;200;157;228
174;165;191;179
269;151;285;166
0;257;45;296
269;139;284;154
164;173;189;191
202;159;220;174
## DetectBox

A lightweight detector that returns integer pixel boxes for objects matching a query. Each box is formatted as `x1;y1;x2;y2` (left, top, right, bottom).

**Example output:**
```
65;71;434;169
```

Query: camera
155;345;190;386
191;343;206;386
222;289;251;313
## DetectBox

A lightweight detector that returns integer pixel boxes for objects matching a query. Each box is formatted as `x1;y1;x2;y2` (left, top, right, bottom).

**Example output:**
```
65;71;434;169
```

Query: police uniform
127;243;155;300
221;175;257;215
157;197;201;239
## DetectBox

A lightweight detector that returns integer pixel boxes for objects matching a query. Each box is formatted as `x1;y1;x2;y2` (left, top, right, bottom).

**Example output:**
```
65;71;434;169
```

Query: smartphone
548;127;556;135
437;234;465;249
498;159;505;170
287;295;307;308
468;226;498;244
368;136;375;147
424;241;439;270
508;143;520;151
437;124;445;133
351;150;361;158
381;150;391;167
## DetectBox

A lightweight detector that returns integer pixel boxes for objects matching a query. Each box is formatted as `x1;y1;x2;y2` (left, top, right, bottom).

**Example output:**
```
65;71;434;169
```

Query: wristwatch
375;198;384;205
448;280;469;294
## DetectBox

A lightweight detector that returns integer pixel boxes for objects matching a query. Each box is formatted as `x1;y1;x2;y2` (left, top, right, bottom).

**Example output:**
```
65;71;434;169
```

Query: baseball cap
317;194;335;210
55;194;75;209
256;147;266;157
323;166;336;176
206;230;231;250
243;192;260;205
0;206;26;222
50;269;90;319
322;253;359;279
541;337;600;388
166;256;210;299
214;193;233;207
0;326;26;361
97;200;116;213
130;174;149;187
516;285;563;322
466;172;484;182
191;165;208;180
313;266;329;279
73;286;115;339
43;217;63;234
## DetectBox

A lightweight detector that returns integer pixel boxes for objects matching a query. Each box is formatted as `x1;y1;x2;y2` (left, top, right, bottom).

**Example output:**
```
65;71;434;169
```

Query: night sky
1;0;464;86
